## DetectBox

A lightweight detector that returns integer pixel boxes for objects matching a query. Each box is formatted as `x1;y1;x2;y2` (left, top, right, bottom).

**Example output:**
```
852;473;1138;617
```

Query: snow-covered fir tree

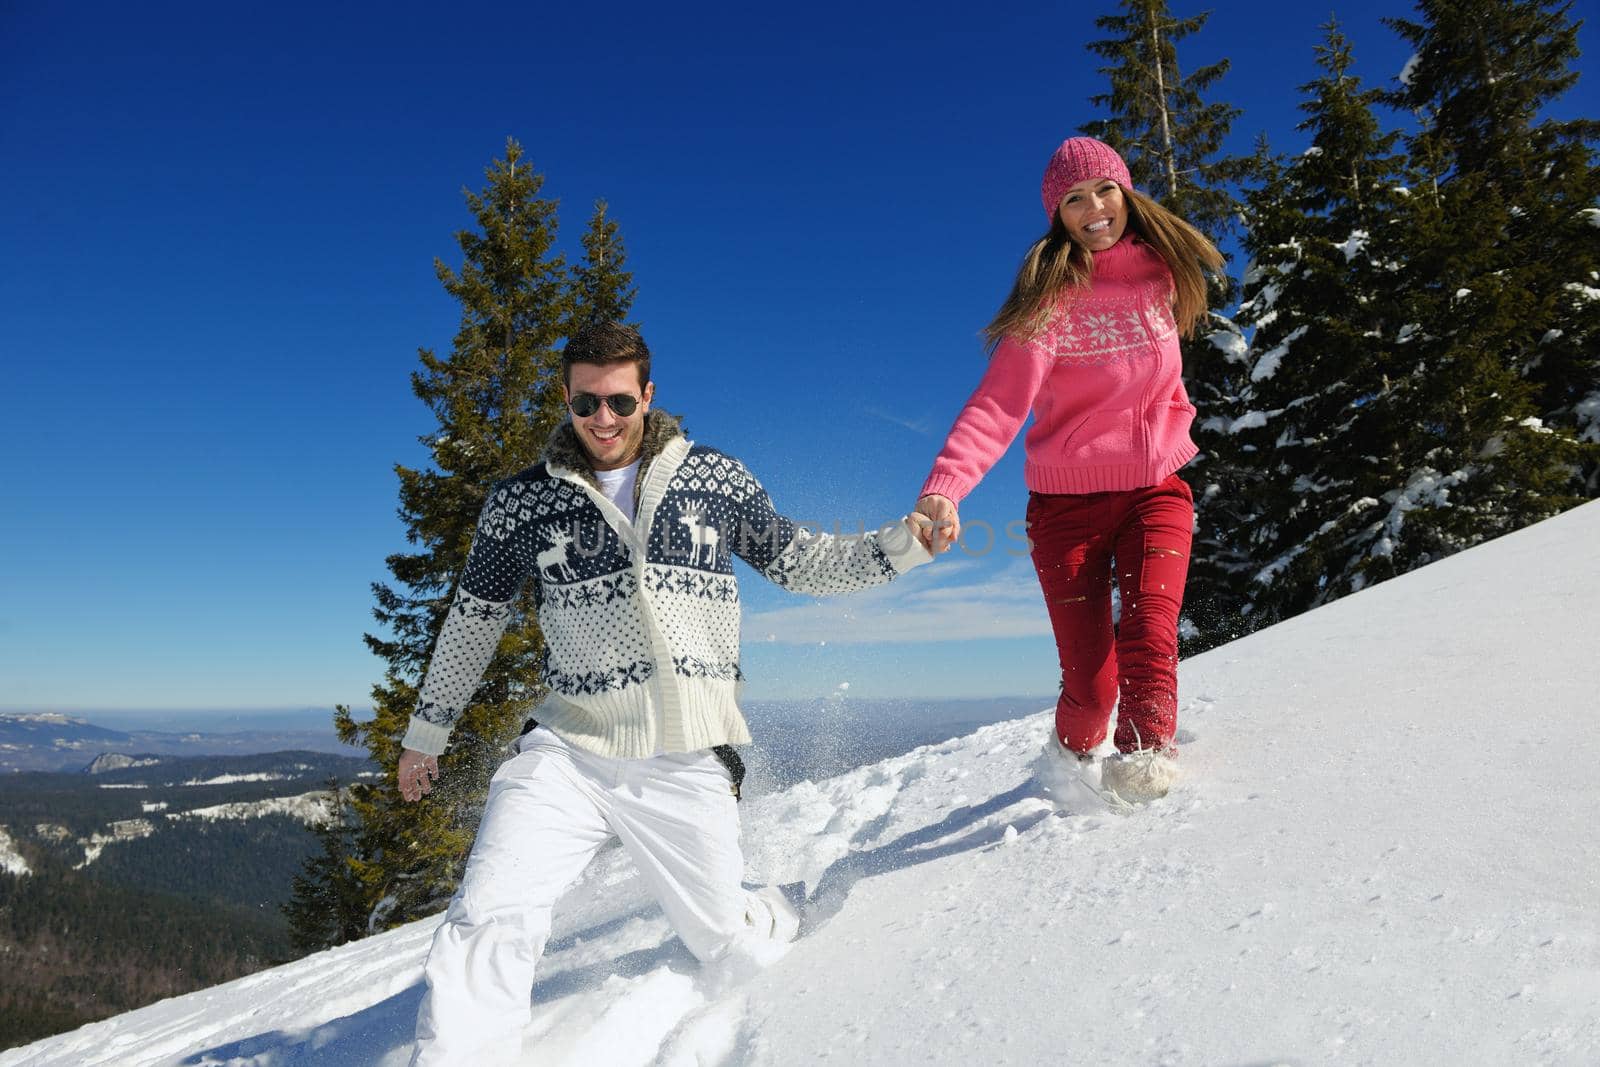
1347;0;1595;576
308;140;637;942
1225;22;1416;624
1385;0;1600;493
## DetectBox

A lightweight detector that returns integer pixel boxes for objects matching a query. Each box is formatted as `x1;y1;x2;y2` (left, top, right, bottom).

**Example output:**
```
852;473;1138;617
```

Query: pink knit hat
1041;137;1132;220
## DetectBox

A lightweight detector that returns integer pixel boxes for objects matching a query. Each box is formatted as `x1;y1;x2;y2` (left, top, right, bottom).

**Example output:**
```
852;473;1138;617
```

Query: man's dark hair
561;321;651;390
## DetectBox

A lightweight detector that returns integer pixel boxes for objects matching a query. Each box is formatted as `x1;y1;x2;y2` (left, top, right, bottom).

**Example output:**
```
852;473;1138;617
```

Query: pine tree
321;139;636;936
1081;0;1248;241
1225;21;1416;625
1078;0;1254;652
571;199;637;330
546;198;639;434
282;781;366;953
1385;0;1600;493
1366;0;1597;562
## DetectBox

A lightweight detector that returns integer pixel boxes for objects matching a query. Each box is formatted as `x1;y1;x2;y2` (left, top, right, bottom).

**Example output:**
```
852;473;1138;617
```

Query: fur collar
541;409;686;494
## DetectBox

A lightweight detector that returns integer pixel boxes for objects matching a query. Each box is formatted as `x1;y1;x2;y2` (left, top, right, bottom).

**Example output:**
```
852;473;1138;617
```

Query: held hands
913;494;961;554
397;749;440;803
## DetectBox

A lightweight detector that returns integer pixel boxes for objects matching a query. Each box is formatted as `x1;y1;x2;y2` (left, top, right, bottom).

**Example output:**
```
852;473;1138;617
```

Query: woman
915;137;1223;802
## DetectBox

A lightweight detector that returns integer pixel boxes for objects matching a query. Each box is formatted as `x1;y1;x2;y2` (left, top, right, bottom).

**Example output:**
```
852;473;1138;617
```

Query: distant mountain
0;750;375;868
0;748;378;1050
83;754;162;774
0;713;362;774
0;713;131;750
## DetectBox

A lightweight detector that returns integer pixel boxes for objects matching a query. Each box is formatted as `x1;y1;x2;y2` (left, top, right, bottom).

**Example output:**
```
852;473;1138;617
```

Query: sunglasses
568;392;641;418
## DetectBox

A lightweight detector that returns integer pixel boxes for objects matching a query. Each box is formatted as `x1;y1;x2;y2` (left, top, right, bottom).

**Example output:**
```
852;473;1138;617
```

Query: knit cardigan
401;411;932;758
920;235;1198;502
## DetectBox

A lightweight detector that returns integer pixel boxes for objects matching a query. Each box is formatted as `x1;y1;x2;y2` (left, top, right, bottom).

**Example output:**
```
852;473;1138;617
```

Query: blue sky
3;1;1593;717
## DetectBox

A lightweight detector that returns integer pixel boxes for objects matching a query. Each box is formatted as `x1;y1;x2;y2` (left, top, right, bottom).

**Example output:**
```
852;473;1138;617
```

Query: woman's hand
915;494;961;553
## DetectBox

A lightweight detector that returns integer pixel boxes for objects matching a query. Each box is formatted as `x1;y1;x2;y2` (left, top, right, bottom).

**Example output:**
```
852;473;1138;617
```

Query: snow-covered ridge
165;791;335;826
0;826;30;877
179;771;297;786
4;501;1598;1067
73;819;156;869
0;713;91;726
67;792;337;867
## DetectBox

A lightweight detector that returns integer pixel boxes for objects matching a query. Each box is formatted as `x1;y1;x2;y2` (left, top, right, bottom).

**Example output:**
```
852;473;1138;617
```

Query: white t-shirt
595;460;640;522
594;459;652;750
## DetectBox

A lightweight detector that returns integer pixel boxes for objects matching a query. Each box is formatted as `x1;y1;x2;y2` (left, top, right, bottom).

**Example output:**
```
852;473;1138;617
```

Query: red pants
1027;473;1193;755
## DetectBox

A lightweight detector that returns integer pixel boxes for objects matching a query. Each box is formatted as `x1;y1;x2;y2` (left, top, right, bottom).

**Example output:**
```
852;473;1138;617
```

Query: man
397;321;935;1064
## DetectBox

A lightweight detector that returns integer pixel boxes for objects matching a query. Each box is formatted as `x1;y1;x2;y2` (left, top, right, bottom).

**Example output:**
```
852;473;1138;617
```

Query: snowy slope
5;501;1598;1067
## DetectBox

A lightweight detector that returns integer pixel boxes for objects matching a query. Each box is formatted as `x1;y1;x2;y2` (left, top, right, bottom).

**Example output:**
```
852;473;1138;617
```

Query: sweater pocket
1059;408;1135;462
1144;399;1197;449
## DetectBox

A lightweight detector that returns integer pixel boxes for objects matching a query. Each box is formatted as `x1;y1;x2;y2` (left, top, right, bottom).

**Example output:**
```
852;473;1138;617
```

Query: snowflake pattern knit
920;235;1197;502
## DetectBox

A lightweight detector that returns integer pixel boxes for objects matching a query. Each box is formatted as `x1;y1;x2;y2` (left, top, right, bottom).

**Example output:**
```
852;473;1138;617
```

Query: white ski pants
411;727;786;1066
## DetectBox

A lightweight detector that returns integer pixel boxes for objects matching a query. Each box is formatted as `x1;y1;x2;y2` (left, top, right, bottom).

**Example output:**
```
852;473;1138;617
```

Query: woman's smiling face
1057;177;1129;252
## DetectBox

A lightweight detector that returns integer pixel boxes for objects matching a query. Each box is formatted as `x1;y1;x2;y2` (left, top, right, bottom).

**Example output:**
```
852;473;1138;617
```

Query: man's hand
398;749;440;803
914;494;961;554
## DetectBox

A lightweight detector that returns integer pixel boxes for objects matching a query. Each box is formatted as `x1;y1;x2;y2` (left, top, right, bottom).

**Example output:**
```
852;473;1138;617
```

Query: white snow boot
702;886;802;992
748;884;801;944
1100;748;1179;803
1033;732;1108;807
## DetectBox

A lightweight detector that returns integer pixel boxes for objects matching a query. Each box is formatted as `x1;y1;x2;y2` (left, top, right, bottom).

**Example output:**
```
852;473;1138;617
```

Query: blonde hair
984;186;1224;347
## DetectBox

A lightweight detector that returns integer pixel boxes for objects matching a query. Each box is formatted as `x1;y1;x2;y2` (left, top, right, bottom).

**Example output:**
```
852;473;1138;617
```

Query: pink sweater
921;236;1198;502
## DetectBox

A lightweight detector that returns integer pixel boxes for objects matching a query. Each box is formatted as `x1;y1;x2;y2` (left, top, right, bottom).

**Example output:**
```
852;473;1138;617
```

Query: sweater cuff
401;716;452;757
879;516;935;573
918;474;971;505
